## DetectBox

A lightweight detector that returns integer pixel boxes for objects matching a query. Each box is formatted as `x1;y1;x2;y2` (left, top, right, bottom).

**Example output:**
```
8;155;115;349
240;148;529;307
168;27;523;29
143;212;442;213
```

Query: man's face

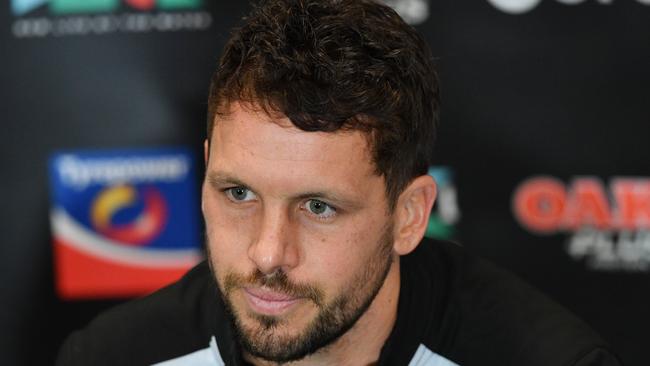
202;102;396;362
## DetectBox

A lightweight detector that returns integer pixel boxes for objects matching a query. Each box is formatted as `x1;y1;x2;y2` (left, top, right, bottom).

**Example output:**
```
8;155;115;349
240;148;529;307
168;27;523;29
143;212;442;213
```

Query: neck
245;257;401;366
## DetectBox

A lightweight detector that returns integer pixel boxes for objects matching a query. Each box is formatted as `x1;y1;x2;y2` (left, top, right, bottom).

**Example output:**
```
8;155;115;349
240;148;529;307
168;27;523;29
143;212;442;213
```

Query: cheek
298;215;389;289
202;191;255;271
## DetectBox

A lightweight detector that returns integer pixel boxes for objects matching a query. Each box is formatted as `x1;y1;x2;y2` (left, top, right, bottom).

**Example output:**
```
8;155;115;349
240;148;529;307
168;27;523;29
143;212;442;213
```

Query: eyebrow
293;191;361;210
206;171;362;209
206;172;250;190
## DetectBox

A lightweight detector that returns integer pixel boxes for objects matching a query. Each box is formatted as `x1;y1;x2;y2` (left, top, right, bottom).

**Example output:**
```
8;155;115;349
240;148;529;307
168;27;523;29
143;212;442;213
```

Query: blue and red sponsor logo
49;148;202;299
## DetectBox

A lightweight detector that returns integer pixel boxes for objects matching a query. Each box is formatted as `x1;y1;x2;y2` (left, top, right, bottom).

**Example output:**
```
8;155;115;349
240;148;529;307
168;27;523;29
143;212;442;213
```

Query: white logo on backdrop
382;0;430;25
487;0;541;14
488;0;650;14
56;155;190;190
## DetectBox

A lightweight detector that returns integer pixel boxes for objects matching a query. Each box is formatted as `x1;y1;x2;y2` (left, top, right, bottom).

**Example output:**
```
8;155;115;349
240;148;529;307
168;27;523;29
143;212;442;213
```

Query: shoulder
56;261;221;366
407;239;622;366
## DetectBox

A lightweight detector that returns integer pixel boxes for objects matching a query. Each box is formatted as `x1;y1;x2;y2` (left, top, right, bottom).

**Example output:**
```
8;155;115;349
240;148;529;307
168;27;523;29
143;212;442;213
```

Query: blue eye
225;187;257;202
305;199;336;218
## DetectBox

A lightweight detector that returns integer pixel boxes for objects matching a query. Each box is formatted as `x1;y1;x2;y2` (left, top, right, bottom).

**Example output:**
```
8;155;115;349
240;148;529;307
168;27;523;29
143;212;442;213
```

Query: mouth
243;287;302;316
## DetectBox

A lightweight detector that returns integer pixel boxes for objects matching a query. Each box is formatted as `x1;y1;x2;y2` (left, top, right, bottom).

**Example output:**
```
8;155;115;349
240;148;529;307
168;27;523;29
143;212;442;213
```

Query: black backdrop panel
1;1;648;365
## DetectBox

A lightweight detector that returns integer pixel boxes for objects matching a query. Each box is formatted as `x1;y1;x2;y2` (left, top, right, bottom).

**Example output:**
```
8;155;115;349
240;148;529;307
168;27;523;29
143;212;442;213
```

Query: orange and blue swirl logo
90;184;168;246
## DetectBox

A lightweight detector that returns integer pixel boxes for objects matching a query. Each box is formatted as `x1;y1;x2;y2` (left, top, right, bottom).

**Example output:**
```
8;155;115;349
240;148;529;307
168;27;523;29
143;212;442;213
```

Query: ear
392;175;437;255
203;139;209;166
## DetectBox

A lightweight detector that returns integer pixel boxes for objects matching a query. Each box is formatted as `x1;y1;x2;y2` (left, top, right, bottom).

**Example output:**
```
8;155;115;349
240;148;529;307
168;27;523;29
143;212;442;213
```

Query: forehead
208;102;382;196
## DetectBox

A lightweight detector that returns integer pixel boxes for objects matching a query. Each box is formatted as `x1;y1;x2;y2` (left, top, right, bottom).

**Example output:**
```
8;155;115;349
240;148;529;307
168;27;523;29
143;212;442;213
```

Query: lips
243;287;302;315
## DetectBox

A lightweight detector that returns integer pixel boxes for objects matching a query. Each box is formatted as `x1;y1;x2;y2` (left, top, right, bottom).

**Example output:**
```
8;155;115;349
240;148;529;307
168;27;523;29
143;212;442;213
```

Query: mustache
224;269;325;306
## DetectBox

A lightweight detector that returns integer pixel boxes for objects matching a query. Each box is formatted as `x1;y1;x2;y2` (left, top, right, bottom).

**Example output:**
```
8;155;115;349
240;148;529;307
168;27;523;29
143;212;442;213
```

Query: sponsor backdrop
1;0;648;364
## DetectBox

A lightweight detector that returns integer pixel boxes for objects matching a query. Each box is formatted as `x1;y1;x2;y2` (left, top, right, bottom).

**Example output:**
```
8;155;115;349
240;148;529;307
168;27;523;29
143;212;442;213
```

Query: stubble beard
208;227;395;363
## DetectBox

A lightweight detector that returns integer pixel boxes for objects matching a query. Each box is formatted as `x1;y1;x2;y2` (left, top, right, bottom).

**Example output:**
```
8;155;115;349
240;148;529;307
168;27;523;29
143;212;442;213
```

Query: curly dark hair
207;0;440;209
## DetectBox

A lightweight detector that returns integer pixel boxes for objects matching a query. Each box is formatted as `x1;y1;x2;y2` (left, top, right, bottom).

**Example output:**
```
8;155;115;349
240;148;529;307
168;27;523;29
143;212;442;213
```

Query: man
57;0;622;365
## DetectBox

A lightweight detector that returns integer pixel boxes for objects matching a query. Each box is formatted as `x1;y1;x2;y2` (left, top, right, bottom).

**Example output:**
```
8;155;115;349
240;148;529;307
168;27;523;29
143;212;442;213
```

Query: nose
247;205;299;274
